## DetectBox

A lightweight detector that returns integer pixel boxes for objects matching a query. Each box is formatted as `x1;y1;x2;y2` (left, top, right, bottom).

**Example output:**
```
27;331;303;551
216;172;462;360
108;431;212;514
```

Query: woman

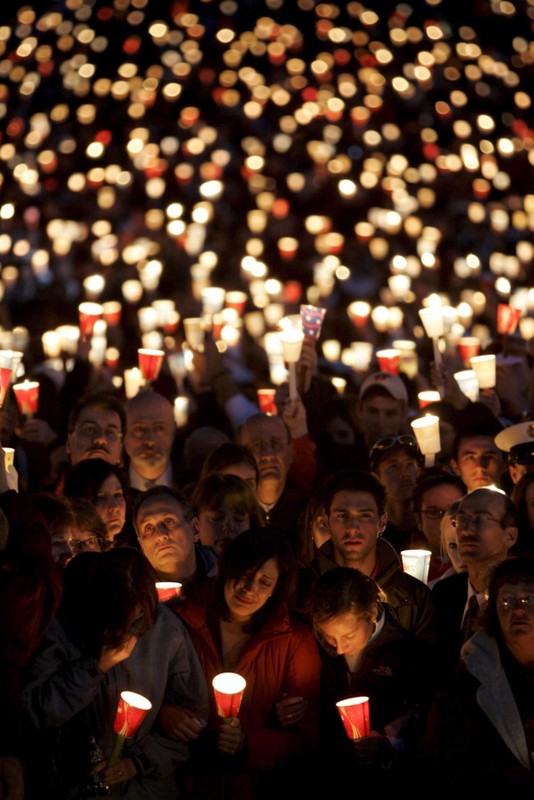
63;458;136;547
200;442;259;495
297;494;330;567
22;547;208;800
420;556;534;791
309;567;435;792
171;528;321;799
428;500;466;588
191;473;264;556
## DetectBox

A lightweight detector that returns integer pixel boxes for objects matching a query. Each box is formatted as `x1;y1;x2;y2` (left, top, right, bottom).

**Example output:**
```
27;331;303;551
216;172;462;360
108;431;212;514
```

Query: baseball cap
495;421;534;465
358;371;408;404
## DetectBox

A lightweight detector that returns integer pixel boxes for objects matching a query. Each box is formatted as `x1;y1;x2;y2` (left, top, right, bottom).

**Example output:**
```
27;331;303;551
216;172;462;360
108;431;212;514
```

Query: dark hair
309;567;385;655
323;469;386;516
64;458;130;506
70;497;108;541
484;556;534;639
214;527;295;633
67;392;126;434
31;491;76;538
133;485;193;530
200;442;259;485
191;473;263;528
412;468;465;513
298;494;328;566
60;547;158;656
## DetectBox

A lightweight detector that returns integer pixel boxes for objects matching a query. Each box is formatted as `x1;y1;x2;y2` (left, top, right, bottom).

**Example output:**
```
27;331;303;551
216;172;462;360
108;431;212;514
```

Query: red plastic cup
113;691;152;737
13;381;40;416
336;696;371;740
102;301;122;327
497;304;521;335
78;302;103;337
155;582;182;602
212;672;246;718
257;388;277;414
458;336;480;365
0;367;11;407
376;348;401;375
225;291;248;314
138;348;164;382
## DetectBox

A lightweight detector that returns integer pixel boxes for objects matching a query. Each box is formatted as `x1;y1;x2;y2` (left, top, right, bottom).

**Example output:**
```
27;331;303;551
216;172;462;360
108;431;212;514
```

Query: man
355;371;409;451
494;420;534;485
432;486;518;676
134;486;216;594
66;392;125;467
237;412;308;548
412;470;466;580
370;434;423;553
124;389;176;490
450;428;505;492
305;469;435;641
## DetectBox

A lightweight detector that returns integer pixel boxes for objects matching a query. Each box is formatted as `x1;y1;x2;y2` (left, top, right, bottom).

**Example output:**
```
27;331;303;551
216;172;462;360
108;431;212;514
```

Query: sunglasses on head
369;434;421;466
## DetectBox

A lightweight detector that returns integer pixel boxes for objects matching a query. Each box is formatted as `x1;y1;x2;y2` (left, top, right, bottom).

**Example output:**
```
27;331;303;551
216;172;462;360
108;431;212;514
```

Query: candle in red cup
138;348;165;382
0;367;11;407
78;302;103;338
113;691;152;737
300;305;326;340
458;336;480;365
336;696;370;740
212;672;246;718
225;291;248;314
376;348;401;375
102;301;122;327
418;390;441;409
13;380;40;416
348;301;371;329
155;581;182;602
257;388;277;414
497;304;521;335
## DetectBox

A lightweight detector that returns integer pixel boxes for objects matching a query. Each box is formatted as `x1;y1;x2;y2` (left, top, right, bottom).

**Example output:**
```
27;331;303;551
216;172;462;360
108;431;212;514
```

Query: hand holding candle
109;691;152;767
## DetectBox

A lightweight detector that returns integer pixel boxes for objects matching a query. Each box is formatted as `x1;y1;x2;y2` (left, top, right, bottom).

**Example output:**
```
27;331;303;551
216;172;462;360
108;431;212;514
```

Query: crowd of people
0;316;534;799
0;0;533;798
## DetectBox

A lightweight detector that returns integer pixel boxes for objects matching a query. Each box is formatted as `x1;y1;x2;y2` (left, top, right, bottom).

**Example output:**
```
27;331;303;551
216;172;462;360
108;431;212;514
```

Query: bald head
124;390;176;481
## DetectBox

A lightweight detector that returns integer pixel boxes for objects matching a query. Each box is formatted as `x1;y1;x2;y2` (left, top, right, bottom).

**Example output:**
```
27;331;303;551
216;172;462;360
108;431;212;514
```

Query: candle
138;348;164;383
13;380;40;416
212;672;246;718
336;696;370;740
411;414;441;467
78;302;103;338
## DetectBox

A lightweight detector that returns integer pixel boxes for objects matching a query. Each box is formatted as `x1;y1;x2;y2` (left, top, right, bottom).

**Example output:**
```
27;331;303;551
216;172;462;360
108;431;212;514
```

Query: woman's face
441;513;466;574
316;609;377;657
95;474;126;539
497;582;534;655
195;496;251;556
220;462;258;494
224;557;280;623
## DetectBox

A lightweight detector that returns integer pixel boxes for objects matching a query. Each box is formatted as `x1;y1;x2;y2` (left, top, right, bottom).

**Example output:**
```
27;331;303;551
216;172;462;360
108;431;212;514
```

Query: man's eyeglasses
451;512;504;532
499;595;534;611
67;536;104;553
74;422;122;442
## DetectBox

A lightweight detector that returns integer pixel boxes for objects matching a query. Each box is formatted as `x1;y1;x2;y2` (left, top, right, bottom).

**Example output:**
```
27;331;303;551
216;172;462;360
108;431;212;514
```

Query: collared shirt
128;461;173;491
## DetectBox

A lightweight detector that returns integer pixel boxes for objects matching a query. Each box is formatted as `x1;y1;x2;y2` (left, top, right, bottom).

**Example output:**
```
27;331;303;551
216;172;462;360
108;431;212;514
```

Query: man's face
125;395;176;479
451;435;503;491
136;495;197;576
453;492;517;566
374;448;419;502
327;490;386;568
239;416;292;485
66;405;123;466
357;393;404;448
417;483;464;552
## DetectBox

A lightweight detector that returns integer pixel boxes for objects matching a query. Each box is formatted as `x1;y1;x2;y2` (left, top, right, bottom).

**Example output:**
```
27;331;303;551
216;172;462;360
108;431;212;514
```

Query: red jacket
178;600;321;771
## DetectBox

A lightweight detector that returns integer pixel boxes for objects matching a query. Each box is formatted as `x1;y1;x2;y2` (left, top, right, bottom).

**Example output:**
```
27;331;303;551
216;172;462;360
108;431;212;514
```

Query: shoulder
431;571;468;601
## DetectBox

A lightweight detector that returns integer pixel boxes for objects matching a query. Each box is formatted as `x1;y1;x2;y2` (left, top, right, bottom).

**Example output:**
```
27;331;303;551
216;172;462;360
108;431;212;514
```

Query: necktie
462;594;480;640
